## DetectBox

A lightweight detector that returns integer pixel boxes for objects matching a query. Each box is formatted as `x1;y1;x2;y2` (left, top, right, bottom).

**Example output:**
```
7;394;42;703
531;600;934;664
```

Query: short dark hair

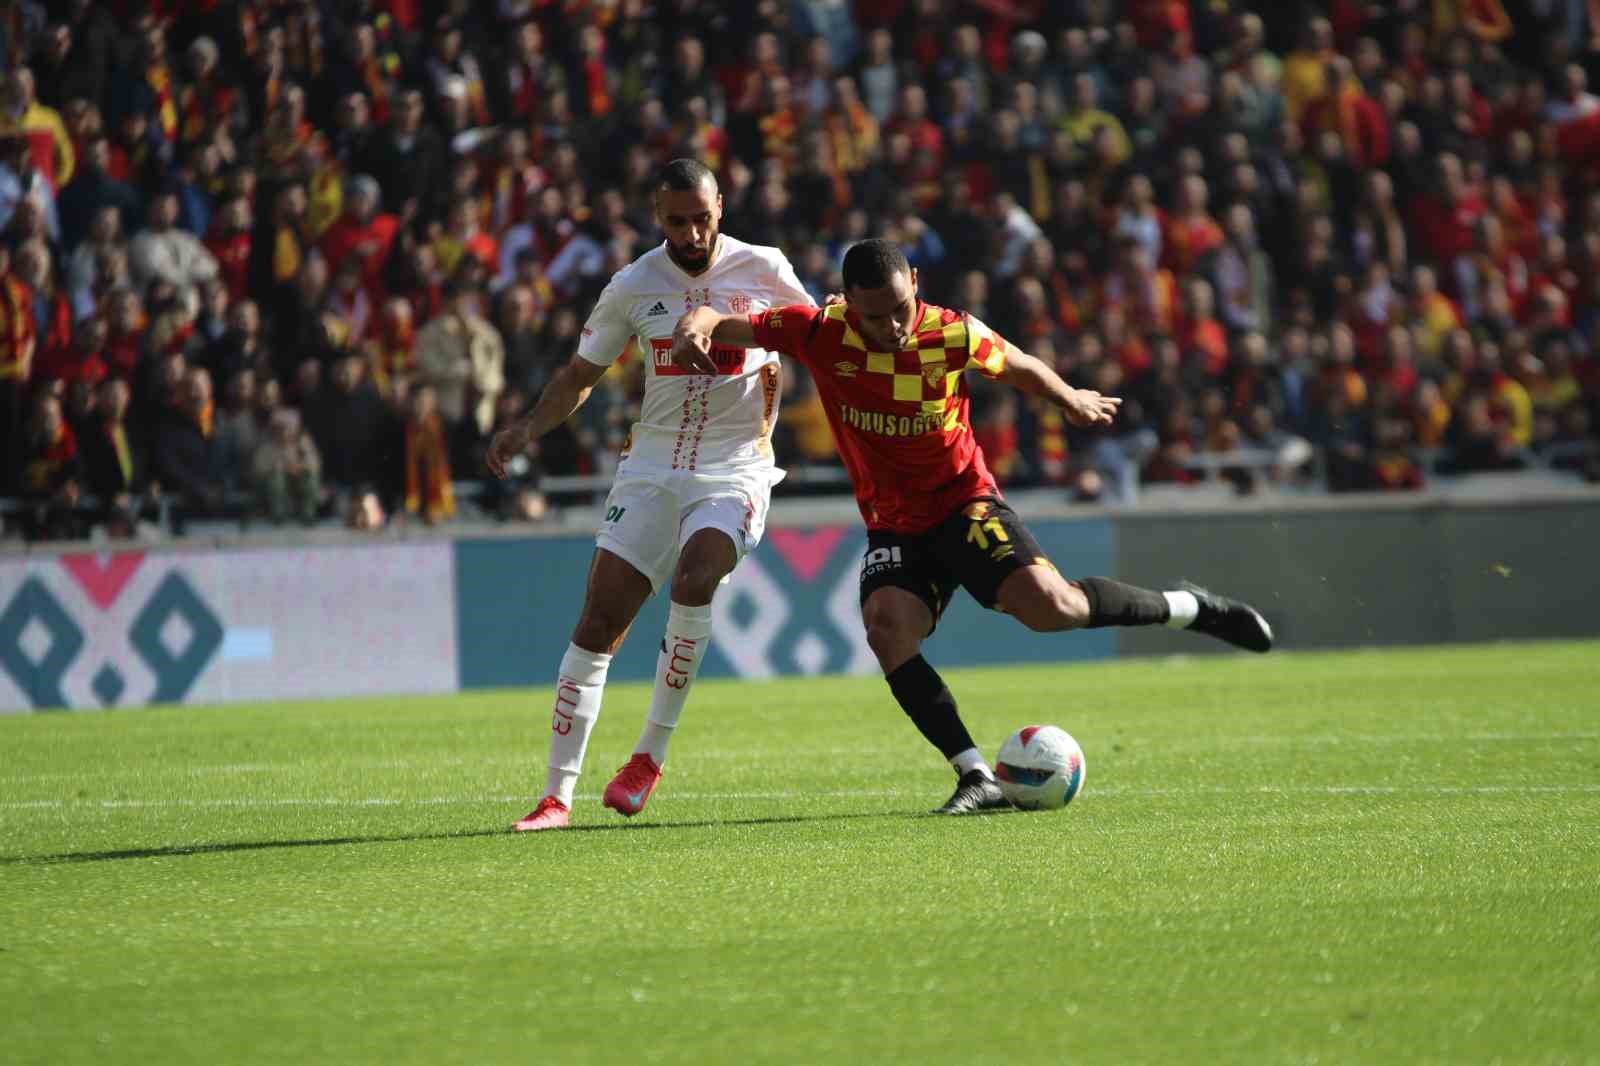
841;239;910;291
656;157;717;194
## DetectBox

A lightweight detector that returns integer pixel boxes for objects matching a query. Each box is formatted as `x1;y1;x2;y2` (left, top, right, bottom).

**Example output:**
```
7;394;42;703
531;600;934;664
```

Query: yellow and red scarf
147;62;179;142
404;412;454;521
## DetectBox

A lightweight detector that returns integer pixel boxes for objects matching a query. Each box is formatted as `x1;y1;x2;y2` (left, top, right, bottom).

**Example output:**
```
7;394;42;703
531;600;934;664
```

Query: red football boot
602;754;662;816
512;796;570;832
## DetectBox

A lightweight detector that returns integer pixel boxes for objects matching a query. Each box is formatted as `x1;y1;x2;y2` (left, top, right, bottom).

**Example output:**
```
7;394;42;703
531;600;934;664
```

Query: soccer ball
995;726;1086;810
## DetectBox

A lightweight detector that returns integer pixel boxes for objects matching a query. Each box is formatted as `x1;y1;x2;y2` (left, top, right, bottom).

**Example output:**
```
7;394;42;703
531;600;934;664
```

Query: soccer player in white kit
486;159;814;831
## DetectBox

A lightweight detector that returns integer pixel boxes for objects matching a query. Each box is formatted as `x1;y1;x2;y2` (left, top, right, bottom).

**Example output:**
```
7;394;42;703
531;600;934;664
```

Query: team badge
729;294;751;313
963;501;991;520
923;365;943;388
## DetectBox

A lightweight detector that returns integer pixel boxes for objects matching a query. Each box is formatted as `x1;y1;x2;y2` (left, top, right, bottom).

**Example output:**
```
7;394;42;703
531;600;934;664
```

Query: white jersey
576;235;814;473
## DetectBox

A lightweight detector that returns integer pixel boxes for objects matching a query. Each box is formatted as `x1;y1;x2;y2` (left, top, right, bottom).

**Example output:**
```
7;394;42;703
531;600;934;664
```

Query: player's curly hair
842;239;911;291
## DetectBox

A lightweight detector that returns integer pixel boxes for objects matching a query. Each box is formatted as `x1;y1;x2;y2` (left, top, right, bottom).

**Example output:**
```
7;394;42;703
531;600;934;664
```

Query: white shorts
594;462;781;593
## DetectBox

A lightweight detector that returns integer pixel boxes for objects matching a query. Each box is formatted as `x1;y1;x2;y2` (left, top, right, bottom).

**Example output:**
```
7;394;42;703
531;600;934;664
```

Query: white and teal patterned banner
0;545;458;711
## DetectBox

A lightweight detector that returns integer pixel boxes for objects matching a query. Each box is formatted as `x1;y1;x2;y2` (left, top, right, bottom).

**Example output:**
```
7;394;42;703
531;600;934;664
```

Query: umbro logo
645;301;670;317
834;361;858;378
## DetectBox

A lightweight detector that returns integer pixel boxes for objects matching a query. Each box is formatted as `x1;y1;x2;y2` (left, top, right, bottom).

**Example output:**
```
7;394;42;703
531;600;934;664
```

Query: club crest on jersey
729;294;752;313
834;361;858;378
923;364;944;388
963;501;992;520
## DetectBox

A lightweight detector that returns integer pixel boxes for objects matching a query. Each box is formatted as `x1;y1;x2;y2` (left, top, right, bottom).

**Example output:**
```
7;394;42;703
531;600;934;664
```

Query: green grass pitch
2;640;1598;1065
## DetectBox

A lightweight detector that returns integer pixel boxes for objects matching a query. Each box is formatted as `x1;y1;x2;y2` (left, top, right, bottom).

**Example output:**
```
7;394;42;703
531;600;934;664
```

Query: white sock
543;643;613;806
635;601;713;766
950;747;994;779
1163;590;1200;629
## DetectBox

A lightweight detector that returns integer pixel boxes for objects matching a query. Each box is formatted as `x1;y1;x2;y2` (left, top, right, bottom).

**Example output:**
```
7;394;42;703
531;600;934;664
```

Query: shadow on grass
1;809;930;866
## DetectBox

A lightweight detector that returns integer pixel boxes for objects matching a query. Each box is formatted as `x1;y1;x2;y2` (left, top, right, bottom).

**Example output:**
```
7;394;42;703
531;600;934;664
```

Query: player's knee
862;602;920;663
672;531;737;606
572;605;630;651
669;560;722;606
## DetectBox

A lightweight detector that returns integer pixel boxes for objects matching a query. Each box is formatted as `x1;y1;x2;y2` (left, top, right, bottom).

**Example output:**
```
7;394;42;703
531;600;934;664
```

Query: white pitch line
3;732;1597;787
4;784;1600;813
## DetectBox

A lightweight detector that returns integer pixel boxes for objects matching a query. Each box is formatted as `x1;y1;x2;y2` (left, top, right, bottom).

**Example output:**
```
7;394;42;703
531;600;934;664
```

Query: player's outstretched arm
486;354;608;478
671;306;759;373
996;348;1122;428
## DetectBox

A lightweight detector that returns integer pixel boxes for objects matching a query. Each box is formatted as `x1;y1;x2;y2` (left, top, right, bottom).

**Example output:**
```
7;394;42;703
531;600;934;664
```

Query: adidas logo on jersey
645;301;670;316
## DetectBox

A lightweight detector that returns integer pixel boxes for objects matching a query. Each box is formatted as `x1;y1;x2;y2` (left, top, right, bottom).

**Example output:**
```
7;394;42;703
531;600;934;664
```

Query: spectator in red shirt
102;287;146;378
206;196;254;303
1104;236;1180;338
1133;0;1189;51
1163;175;1225;276
486;129;545;233
1301;58;1389;169
319;175;398;301
34;311;109;389
1453;213;1527;320
1445;70;1493;144
433;195;498;279
883;84;944;172
1377;323;1420;397
1410;152;1485;264
1523;232;1581;325
1177;277;1230;378
13;241;73;377
1348;260;1400;367
501;20;554;127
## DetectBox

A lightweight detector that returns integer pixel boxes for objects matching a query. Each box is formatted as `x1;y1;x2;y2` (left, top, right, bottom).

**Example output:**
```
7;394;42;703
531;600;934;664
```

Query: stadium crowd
3;0;1600;540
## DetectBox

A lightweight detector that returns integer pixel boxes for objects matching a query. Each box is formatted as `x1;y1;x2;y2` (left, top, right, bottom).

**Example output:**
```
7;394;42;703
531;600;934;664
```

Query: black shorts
858;497;1050;632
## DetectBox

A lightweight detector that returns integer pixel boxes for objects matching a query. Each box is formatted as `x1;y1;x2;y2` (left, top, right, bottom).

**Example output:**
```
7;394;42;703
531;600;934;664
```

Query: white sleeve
575;272;635;367
769;251;816;308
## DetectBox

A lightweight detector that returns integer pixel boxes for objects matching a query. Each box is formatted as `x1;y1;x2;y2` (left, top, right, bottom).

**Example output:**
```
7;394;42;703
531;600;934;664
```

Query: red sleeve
748;304;825;367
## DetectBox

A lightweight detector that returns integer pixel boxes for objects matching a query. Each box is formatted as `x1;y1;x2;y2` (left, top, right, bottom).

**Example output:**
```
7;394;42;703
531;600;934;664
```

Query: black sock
884;655;977;760
1077;577;1171;628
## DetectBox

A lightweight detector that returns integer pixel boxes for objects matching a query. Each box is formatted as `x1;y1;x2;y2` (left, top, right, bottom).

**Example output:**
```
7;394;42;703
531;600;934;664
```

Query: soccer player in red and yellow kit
673;240;1273;814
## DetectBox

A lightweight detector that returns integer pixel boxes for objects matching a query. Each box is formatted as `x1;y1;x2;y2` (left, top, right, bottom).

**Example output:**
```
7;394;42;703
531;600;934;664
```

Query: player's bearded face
657;185;723;272
847;268;920;351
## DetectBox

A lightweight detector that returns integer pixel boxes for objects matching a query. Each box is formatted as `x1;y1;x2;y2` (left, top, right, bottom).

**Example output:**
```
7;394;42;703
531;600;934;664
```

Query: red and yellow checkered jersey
749;301;1011;534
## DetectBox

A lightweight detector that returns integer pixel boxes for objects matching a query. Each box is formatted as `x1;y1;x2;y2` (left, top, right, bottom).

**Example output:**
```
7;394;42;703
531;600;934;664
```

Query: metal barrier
3;442;1594;541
